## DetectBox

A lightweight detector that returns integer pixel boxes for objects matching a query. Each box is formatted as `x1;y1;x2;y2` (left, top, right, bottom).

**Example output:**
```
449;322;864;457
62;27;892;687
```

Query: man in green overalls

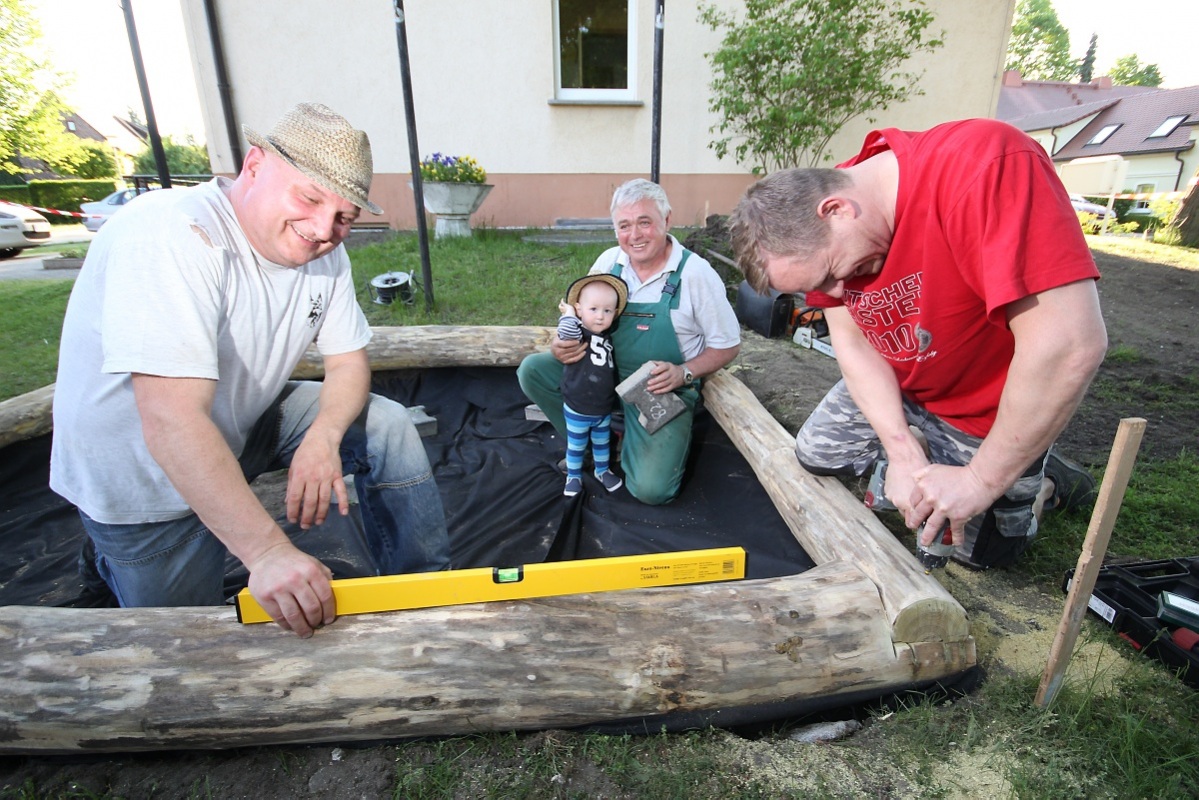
518;179;741;504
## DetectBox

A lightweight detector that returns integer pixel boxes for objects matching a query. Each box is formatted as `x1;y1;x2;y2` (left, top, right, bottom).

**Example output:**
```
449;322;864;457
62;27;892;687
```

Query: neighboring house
106;117;151;176
999;70;1198;206
177;0;1016;230
12;112;113;181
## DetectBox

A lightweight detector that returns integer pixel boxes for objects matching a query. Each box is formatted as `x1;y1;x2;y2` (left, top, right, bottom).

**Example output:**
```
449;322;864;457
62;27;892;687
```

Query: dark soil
1;237;1196;798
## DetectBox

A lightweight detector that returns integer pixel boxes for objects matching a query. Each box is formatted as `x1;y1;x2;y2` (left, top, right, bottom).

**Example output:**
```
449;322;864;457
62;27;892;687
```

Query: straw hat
243;103;383;215
566;273;628;316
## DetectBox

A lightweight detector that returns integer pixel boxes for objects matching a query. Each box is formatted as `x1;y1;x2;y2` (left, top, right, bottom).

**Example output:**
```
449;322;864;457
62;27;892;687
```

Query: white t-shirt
50;178;371;523
589;235;741;361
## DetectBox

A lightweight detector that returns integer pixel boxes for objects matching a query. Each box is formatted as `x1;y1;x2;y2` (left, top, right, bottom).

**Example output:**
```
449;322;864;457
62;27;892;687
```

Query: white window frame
553;0;637;103
1133;182;1155;211
1147;115;1187;139
1086;124;1120;145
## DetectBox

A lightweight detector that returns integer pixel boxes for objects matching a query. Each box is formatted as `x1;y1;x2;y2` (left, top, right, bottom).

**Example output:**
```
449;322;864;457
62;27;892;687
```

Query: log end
891;596;971;644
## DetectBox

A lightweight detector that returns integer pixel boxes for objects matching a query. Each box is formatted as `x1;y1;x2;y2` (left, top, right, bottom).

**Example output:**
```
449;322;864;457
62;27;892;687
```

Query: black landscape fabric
0;368;813;608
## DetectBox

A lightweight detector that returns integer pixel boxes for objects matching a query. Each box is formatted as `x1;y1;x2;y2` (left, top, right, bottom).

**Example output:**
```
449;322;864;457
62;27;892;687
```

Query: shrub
24;179;120;224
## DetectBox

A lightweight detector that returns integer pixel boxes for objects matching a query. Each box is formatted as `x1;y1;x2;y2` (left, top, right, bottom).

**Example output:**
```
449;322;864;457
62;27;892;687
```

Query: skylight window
1086;124;1120;145
1148;115;1187;138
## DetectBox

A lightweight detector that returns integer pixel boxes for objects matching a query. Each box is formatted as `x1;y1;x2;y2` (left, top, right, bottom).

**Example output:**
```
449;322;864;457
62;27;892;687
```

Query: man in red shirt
729;119;1107;568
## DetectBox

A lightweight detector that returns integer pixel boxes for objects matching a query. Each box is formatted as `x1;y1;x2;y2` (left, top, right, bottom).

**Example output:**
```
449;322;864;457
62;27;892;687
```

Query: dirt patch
2;239;1195;797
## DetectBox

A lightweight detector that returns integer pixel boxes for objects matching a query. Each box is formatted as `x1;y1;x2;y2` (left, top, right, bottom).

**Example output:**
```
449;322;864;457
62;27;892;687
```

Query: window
1133;182;1155;212
1086;124;1120;145
1148;115;1187;139
554;0;636;102
67;121;77;131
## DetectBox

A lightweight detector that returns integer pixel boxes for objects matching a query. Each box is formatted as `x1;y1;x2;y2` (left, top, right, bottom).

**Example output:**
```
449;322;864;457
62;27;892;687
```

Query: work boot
1043;447;1097;513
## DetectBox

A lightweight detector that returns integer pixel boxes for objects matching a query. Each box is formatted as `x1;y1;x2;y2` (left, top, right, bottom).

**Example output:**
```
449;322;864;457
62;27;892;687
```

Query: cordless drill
865;460;955;572
916;522;955;573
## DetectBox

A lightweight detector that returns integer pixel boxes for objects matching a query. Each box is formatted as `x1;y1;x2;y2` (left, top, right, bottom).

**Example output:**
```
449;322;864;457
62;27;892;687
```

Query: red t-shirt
807;119;1099;437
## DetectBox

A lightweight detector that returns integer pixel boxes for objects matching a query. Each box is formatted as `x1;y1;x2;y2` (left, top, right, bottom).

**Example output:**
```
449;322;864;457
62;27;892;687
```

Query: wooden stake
1035;417;1147;708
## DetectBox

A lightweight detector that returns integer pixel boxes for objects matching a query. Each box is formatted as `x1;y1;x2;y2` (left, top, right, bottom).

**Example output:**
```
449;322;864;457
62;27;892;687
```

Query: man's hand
246;541;337;638
879;454;928;518
646;361;687;394
907;463;1004;547
550;335;587;365
286;431;350;529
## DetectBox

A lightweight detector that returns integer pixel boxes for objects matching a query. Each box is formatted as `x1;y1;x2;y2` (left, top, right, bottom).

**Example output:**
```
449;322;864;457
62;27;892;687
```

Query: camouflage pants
795;379;1048;568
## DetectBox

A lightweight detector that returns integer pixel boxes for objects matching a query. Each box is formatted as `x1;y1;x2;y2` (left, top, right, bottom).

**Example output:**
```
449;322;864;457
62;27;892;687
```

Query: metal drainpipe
1172;148;1188;191
650;1;664;184
202;0;243;171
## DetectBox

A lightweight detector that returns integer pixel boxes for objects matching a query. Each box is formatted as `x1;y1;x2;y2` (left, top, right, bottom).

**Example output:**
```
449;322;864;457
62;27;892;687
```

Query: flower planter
419;182;493;238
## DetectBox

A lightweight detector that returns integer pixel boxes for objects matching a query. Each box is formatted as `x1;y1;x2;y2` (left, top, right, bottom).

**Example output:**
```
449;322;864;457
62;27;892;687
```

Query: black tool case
1062;556;1199;688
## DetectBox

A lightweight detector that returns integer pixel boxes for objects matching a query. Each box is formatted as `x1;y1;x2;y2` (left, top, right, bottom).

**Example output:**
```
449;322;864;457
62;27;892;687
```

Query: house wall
1051;116;1101;157
1119;146;1199;195
181;0;1015;229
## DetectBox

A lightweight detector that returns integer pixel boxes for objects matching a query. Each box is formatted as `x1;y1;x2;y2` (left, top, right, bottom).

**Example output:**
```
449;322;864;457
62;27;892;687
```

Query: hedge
2;179;121;224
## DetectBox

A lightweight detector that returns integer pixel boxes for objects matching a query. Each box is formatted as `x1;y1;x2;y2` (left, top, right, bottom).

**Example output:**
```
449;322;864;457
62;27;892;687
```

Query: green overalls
515;249;702;505
607;252;701;504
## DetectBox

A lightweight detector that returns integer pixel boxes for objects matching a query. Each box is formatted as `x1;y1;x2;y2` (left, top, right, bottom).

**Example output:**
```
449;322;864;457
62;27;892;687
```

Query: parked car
1069;194;1113;221
80;188;149;232
0;201;52;259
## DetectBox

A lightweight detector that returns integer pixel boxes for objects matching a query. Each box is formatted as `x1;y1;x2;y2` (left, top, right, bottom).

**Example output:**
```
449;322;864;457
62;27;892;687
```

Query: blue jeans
81;381;450;606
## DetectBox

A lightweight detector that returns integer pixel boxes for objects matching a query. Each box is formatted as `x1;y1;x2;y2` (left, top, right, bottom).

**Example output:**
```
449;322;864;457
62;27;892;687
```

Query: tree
1078;33;1097;83
132;136;212;177
0;0;82;176
699;0;943;172
58;140;120;180
1005;0;1075;81
1109;54;1163;87
1172;175;1199;248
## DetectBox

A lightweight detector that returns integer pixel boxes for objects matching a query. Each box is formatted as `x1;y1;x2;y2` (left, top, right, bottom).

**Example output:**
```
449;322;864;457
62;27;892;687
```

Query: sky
1044;0;1197;87
30;0;205;140
26;0;1199;146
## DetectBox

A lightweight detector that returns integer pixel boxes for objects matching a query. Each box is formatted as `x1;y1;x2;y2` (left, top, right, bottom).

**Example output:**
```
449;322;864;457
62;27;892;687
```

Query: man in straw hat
51;102;449;637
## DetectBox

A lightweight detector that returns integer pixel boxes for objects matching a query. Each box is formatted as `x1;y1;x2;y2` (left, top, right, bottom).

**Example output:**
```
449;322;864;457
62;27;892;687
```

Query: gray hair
610;178;671;219
729;168;852;293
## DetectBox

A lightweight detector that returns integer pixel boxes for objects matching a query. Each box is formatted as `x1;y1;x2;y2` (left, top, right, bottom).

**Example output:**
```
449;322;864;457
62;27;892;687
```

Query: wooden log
702;370;969;644
291;325;554;378
0;561;973;754
0;383;54;451
0;327;554;448
0;326;976;753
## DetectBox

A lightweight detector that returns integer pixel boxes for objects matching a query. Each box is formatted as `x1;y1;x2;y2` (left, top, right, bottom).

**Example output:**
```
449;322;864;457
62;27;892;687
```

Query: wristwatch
682;364;694;384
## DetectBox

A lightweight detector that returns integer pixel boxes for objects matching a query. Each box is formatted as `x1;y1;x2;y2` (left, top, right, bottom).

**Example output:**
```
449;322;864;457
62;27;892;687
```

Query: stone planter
419;182;493;238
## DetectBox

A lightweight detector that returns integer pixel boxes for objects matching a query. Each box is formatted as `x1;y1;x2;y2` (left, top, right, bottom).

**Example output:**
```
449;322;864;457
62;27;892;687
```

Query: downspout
202;0;243;171
1172;145;1191;191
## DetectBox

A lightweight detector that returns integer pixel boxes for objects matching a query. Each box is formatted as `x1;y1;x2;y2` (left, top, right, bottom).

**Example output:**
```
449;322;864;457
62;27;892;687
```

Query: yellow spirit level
235;546;746;624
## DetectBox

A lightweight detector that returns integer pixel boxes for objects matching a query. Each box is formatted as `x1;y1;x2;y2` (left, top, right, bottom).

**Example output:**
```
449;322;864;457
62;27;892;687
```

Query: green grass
1020;450;1199;584
0;279;73;399
1088;236;1199;271
389;729;780;799
349;229;613;327
1103;343;1140;364
873;663;1199;799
